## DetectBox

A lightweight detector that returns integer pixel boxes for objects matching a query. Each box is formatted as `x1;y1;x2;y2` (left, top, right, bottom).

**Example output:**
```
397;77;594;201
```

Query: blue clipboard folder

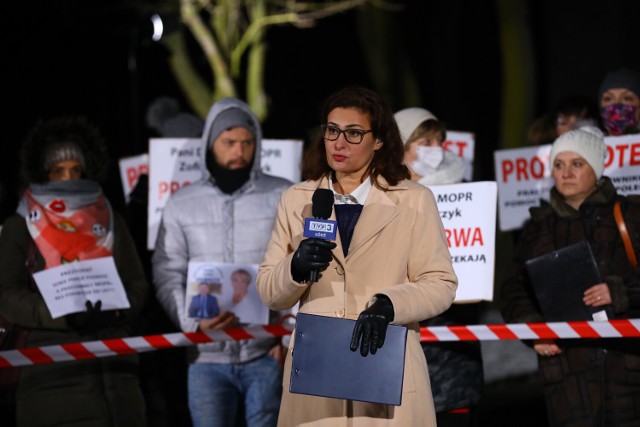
289;312;408;406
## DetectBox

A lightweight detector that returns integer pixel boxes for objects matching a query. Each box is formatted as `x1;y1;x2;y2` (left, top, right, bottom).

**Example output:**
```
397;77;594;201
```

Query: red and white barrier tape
2;319;639;368
419;318;640;342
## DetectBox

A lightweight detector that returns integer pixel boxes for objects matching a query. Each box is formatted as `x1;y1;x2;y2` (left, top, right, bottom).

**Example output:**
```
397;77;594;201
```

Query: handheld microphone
303;188;336;282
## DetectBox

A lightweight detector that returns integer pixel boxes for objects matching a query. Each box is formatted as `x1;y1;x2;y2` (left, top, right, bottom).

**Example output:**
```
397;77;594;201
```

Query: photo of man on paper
186;265;222;319
188;282;220;319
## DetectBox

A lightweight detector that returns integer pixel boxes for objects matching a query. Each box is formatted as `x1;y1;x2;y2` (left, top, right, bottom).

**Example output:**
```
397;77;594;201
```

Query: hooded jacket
0;116;148;426
152;98;292;363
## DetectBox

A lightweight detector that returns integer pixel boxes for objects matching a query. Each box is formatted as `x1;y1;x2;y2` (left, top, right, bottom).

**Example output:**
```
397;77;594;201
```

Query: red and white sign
146;138;303;249
118;154;149;203
445;131;475;182
494;134;640;231
427;181;497;301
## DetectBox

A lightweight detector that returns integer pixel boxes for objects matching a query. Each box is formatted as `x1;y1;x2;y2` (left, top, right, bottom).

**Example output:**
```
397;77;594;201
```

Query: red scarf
21;181;113;268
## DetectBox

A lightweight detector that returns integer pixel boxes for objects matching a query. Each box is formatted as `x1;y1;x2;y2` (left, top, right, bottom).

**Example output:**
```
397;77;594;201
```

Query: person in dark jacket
395;107;483;427
0;116;148;427
500;125;640;426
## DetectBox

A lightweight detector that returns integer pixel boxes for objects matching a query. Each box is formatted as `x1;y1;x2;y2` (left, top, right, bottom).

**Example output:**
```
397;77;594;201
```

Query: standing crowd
0;67;639;427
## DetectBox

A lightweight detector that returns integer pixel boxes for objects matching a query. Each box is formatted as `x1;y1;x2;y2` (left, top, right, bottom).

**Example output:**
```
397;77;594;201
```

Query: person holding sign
500;126;640;426
0;116;148;426
395;107;484;427
257;86;457;426
152;97;291;427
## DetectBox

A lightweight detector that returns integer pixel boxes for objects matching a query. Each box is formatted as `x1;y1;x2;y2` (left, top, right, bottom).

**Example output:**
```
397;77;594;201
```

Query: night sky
3;0;639;219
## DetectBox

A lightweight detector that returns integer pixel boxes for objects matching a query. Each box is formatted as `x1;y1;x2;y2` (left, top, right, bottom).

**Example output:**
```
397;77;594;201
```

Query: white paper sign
185;262;268;325
444;131;476;182
32;257;130;319
494;134;640;231
428;181;497;302
147;138;203;249
261;139;303;184
147;138;303;249
118;153;149;203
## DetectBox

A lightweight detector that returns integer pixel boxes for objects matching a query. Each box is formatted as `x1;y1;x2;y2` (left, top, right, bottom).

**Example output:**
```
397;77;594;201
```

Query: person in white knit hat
394;107;465;186
500;125;640;426
548;125;607;209
394;107;482;427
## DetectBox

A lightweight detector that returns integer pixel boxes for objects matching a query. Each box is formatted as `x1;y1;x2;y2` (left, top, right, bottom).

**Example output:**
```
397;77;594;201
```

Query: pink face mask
600;103;639;135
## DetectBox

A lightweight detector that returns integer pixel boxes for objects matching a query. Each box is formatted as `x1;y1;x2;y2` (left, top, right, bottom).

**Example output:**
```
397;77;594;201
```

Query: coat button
336;265;345;275
336;308;345;318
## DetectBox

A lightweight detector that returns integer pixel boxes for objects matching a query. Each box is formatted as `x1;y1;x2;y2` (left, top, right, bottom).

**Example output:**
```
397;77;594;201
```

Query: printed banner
494;134;640;231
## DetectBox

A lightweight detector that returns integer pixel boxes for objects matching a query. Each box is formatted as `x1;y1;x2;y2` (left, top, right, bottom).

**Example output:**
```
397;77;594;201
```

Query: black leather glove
291;238;336;283
66;300;120;332
350;295;395;357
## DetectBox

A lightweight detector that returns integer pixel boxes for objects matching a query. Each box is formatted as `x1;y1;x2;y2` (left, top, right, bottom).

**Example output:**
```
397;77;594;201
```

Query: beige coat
257;176;457;427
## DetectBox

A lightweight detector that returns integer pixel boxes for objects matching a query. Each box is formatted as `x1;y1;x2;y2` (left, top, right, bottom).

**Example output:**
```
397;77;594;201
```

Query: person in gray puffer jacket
152;97;292;427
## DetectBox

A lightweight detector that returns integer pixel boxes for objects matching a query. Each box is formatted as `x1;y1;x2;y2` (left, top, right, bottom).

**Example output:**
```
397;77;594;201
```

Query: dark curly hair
21;116;109;185
301;86;410;188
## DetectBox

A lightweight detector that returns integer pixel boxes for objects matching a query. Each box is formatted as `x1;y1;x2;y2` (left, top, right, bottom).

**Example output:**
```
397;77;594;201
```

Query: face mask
600;103;639;136
411;146;444;177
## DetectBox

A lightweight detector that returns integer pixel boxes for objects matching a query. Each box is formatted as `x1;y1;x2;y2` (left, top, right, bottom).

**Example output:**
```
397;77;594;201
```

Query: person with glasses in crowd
256;85;457;426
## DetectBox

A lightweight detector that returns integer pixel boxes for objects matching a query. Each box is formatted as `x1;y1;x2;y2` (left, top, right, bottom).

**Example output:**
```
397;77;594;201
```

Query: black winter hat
598;68;640;102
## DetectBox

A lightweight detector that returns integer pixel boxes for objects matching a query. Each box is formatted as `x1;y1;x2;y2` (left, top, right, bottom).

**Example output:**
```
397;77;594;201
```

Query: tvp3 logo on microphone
303;218;337;240
304;188;337;240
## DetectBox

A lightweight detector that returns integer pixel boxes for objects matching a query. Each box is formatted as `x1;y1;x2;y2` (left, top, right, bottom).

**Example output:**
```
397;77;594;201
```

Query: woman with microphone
257;86;457;426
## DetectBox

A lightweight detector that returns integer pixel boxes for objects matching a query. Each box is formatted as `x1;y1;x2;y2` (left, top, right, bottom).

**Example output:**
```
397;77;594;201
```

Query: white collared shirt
329;176;372;205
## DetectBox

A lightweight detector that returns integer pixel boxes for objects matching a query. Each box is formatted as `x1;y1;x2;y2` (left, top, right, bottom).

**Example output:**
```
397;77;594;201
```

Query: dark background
2;0;639;218
1;1;638;425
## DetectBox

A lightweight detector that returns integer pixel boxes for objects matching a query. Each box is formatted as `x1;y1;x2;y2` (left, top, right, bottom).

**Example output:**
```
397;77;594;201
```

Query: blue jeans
188;355;283;427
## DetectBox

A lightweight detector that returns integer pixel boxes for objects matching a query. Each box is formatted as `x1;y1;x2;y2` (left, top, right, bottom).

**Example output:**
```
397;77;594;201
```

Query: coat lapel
346;181;403;259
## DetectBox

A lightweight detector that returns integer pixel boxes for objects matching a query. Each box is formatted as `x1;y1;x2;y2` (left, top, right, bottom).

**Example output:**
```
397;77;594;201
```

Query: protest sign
146;138;302;249
494;134;640;231
33;257;130;319
428;181;497;301
444;131;475;182
118;153;149;203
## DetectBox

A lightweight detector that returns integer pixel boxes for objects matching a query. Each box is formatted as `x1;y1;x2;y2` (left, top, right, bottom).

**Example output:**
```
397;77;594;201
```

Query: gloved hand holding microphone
291;188;337;283
291;238;336;283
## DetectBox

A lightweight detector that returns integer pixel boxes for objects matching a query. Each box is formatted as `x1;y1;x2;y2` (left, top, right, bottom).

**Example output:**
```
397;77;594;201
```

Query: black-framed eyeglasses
321;124;373;145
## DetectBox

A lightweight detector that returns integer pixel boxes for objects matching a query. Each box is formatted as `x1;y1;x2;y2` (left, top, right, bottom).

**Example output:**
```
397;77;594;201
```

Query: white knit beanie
394;107;437;146
549;126;607;179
